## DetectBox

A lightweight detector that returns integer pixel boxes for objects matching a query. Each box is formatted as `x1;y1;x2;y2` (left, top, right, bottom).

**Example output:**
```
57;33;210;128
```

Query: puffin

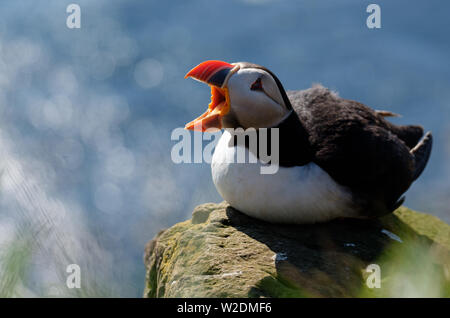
184;60;432;224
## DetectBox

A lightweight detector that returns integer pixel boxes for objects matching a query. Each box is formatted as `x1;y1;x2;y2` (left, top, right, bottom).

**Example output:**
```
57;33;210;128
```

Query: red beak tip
185;60;233;82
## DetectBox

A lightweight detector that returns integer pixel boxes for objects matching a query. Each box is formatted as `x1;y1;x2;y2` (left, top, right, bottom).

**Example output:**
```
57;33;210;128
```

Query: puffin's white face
224;67;288;129
185;60;291;131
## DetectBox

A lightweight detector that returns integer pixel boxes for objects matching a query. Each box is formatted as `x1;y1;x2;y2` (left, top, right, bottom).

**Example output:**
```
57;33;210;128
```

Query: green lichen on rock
144;202;450;298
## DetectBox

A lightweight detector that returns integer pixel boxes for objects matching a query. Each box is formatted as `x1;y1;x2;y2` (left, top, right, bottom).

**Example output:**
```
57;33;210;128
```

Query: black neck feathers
231;110;313;167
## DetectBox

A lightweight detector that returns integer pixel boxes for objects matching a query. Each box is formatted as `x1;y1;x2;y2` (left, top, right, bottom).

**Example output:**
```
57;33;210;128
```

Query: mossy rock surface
144;202;450;298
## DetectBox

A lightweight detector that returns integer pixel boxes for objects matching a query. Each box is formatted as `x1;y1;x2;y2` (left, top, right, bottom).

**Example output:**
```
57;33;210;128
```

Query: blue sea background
0;0;448;296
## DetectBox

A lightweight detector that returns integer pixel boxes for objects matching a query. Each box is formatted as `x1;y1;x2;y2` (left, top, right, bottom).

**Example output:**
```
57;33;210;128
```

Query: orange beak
184;60;235;132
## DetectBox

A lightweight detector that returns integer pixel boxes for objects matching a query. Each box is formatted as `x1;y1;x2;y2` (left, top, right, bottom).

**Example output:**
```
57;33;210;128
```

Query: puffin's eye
250;77;263;91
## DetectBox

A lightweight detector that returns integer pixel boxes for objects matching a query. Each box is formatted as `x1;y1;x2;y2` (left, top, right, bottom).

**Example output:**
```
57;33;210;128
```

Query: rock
144;202;450;298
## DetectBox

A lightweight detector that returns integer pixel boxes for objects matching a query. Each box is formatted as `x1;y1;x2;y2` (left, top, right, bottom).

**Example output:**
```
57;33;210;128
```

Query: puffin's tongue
185;101;227;132
185;85;229;132
209;86;226;109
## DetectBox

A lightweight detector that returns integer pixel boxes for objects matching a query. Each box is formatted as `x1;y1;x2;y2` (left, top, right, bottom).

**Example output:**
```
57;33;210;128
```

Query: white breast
211;131;357;224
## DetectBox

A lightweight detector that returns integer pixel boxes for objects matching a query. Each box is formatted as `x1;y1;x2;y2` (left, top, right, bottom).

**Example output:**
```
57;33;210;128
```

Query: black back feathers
286;85;432;216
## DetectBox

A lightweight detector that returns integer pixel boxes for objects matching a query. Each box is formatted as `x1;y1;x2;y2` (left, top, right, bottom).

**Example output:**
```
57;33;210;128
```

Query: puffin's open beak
184;60;237;132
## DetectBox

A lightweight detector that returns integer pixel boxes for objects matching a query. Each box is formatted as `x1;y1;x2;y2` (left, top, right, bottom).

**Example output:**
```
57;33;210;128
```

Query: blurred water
0;0;448;296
